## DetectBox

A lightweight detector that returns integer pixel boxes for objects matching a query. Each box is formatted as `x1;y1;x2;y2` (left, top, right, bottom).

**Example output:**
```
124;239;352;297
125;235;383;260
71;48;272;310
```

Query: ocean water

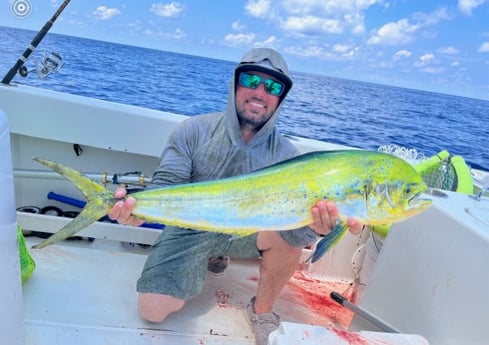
1;26;488;171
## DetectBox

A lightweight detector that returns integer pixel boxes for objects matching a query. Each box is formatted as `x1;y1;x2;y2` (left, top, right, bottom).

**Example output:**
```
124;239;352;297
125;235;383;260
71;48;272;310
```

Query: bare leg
137;292;185;323
254;231;302;313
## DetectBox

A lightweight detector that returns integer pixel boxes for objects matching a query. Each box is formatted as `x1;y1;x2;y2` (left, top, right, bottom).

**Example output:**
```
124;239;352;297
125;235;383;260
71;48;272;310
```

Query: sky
2;0;489;101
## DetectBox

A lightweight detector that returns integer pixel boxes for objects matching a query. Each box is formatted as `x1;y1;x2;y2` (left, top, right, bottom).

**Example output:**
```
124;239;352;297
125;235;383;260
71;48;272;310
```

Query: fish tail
308;222;349;263
32;158;116;249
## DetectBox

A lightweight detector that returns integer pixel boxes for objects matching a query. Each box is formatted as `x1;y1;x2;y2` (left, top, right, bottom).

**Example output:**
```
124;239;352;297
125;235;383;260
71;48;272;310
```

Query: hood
224;48;293;147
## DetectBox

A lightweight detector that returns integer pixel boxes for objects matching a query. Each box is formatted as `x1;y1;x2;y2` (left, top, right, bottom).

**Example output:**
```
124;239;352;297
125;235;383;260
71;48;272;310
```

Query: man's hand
309;200;363;236
107;187;145;226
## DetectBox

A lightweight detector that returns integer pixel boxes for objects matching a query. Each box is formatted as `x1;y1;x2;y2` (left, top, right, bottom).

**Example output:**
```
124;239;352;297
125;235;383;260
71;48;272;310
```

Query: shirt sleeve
150;120;195;187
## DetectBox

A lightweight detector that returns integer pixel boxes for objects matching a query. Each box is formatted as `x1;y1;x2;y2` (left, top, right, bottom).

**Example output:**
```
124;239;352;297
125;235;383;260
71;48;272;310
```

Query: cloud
415;53;435;67
245;0;272;18
232;20;247;32
409;52;444;75
150;2;184;18
458;0;487;15
223;33;256;47
393;50;412;60
282;16;343;35
254;35;279;48
368;7;450;46
285;44;359;60
438;46;459;54
368;19;419;45
478;42;489;52
92;6;121;20
144;28;186;40
245;0;383;36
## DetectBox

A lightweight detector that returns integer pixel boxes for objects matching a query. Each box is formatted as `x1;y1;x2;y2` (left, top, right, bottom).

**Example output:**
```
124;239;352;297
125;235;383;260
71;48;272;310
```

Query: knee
258;231;302;258
137;292;185;323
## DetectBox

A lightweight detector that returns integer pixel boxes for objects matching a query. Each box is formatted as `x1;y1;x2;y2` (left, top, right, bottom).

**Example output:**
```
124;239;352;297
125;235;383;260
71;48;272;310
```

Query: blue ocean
1;26;488;171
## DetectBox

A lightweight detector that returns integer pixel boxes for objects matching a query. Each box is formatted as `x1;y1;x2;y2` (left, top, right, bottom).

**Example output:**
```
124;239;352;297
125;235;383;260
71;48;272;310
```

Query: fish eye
404;183;416;195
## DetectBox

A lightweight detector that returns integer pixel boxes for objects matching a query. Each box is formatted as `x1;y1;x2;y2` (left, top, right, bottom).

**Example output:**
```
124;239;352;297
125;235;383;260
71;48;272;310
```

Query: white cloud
281;0;384;16
393;50;412;60
285;43;359;60
253;35;279;49
150;2;184;18
282;16;343;35
415;53;436;67
413;7;451;25
232;20;247;32
419;66;445;74
246;0;383;36
144;28;186;40
333;44;359;58
458;0;487;15
223;33;256;47
245;0;272;18
368;19;418;45
368;8;450;46
92;6;121;20
438;46;459;54
478;42;489;52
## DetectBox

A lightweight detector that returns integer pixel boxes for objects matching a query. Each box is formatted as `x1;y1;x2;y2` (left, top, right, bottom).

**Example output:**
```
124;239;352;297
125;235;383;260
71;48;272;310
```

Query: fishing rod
13;168;151;187
1;0;71;85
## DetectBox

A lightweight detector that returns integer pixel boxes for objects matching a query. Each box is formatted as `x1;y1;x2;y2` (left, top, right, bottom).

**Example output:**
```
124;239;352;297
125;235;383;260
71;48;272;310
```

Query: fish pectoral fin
307;222;349;263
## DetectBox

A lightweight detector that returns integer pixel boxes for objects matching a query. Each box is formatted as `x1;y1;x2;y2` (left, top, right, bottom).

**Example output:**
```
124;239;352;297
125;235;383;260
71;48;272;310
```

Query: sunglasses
238;72;285;96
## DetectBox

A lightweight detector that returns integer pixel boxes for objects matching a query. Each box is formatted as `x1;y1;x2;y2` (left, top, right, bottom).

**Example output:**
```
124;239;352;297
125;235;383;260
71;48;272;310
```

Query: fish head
365;162;432;224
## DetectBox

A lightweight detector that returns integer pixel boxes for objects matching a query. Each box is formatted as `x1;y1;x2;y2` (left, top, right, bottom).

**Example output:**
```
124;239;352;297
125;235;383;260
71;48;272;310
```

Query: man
109;48;361;345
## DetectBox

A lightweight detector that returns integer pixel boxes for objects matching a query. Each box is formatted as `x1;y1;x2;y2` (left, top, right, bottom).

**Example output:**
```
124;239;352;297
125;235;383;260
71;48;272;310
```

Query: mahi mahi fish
31;150;432;256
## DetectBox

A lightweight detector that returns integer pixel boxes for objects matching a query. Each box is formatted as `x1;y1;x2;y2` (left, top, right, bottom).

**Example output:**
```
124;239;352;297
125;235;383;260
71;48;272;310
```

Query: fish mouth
408;189;433;210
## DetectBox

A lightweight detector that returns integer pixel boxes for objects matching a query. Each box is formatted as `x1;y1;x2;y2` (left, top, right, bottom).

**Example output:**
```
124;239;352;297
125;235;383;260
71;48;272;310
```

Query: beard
236;97;274;130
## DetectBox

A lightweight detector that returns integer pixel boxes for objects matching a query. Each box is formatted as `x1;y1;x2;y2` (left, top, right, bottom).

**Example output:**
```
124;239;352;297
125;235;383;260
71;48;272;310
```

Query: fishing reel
18;51;64;79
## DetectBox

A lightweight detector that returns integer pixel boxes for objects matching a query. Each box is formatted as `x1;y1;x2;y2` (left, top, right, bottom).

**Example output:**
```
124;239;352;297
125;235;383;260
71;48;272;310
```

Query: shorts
136;226;318;301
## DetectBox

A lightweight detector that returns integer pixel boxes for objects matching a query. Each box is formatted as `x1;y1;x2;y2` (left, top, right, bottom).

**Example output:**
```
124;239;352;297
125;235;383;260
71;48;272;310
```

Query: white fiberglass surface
23;237;355;344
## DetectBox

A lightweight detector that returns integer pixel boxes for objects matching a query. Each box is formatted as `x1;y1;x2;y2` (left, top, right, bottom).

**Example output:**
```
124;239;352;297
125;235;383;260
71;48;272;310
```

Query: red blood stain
215;289;231;307
247;272;356;329
286;271;355;328
331;328;369;344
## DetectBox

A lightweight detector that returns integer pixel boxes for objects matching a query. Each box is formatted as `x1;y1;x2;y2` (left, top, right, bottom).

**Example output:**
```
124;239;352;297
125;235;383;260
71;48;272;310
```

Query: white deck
23;234;355;345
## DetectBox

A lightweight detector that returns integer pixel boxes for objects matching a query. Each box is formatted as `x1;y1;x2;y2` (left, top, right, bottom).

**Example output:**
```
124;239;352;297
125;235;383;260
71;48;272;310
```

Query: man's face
235;70;282;129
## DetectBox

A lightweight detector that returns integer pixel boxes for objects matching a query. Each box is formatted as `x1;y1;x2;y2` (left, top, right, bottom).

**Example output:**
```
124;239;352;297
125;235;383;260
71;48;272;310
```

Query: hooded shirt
152;48;300;185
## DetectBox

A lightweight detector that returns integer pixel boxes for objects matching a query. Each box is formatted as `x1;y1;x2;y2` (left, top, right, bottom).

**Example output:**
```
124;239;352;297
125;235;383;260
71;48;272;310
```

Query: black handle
330;291;346;305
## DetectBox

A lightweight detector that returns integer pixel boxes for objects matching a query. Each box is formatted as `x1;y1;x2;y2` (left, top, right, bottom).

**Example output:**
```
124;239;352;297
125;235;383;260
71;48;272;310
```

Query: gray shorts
136;226;318;300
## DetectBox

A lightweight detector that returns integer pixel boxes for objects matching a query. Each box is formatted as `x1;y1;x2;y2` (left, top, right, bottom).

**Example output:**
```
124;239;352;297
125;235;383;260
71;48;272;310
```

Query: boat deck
23;236;355;345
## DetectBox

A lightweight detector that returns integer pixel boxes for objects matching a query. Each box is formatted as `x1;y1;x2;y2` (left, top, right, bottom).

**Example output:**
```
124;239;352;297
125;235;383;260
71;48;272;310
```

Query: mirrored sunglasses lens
265;79;284;96
240;72;261;89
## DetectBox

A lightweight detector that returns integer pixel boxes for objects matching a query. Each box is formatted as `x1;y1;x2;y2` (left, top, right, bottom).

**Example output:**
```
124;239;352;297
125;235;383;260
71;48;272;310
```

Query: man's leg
244;229;318;345
136;227;235;322
137;293;185;323
255;231;302;313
